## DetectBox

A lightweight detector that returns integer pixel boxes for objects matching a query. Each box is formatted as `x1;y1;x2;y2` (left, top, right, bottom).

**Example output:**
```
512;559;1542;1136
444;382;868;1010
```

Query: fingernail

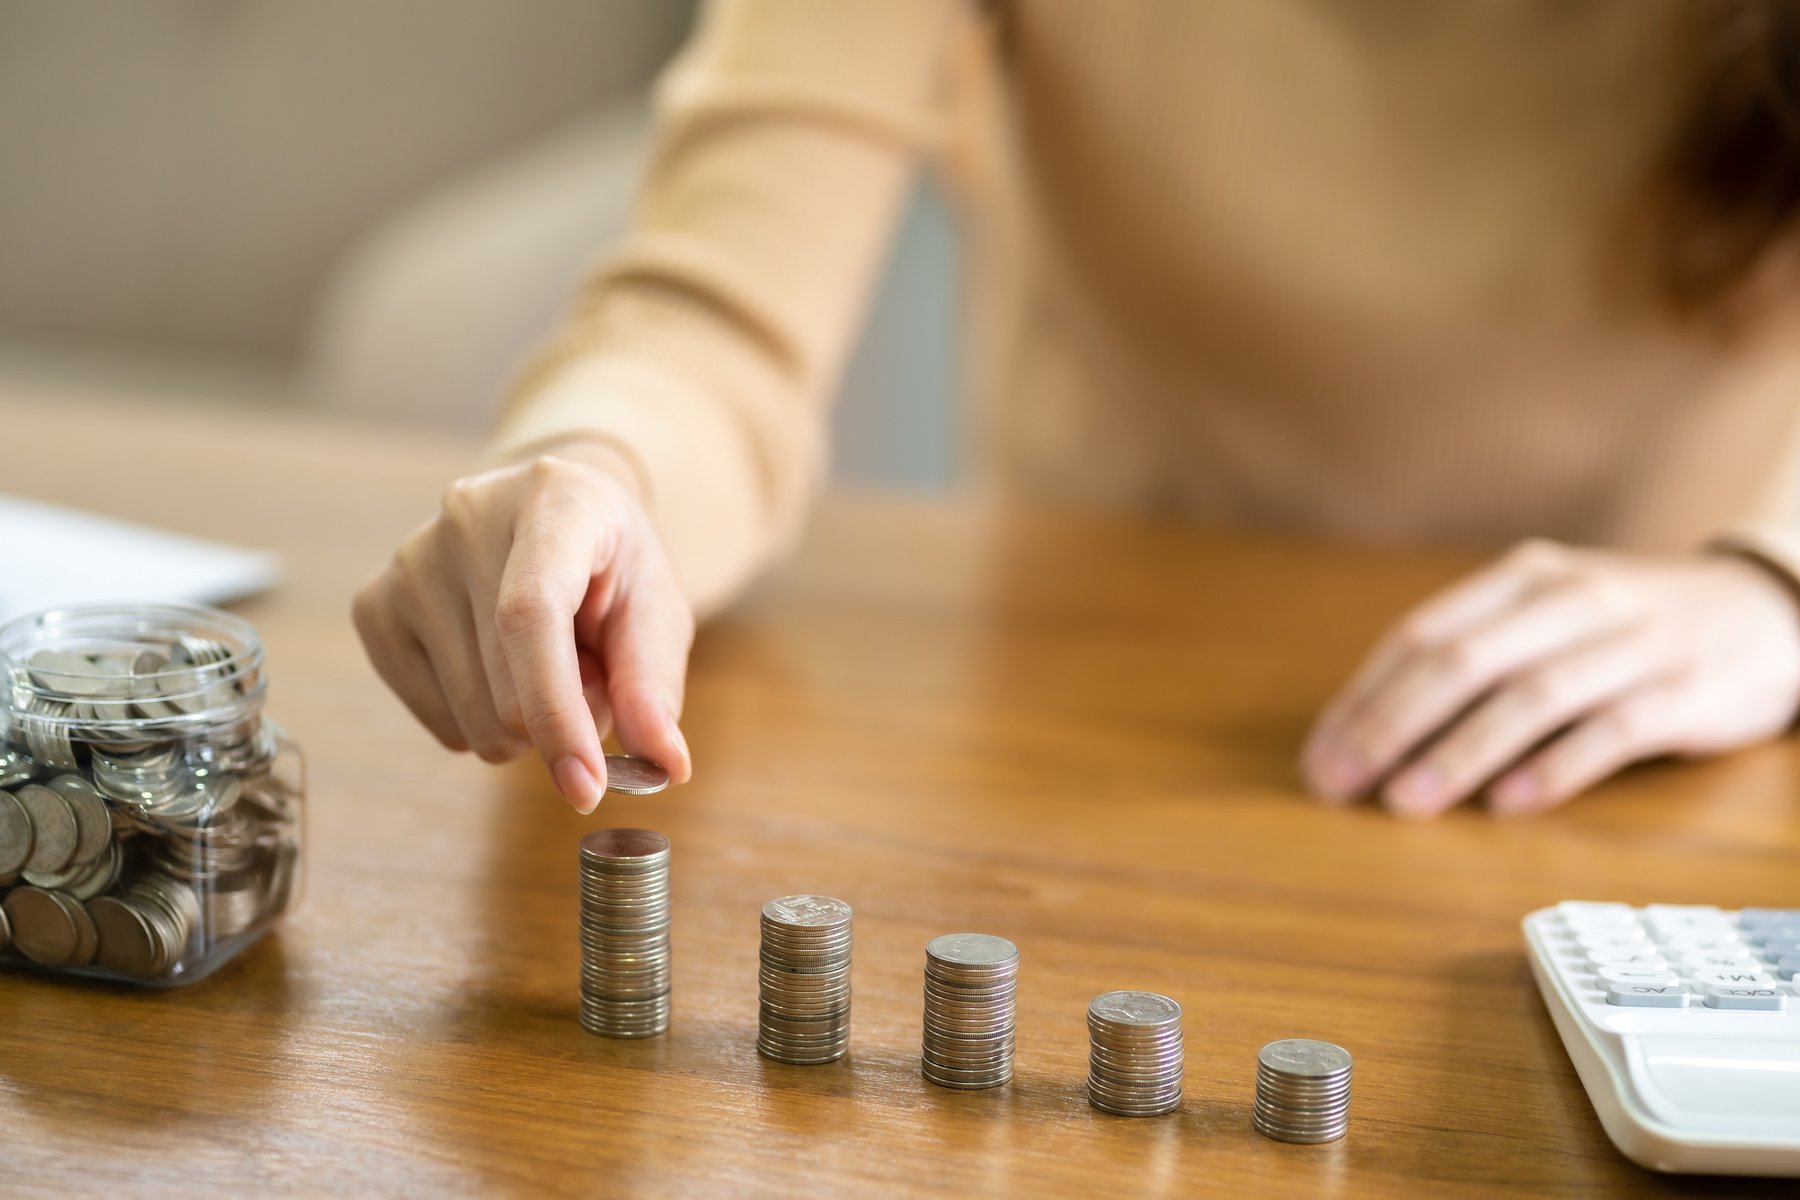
1490;771;1541;817
553;756;600;814
1385;766;1443;817
665;714;692;784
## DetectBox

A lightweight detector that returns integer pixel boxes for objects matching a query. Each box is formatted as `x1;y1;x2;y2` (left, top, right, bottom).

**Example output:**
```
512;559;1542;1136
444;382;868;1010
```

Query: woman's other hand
1301;540;1800;817
353;440;694;814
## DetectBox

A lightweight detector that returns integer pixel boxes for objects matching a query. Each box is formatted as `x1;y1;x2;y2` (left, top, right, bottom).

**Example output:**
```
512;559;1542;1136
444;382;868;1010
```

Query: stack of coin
757;895;853;1064
1253;1039;1353;1143
1087;990;1185;1117
88;874;201;978
921;933;1019;1089
577;828;672;1038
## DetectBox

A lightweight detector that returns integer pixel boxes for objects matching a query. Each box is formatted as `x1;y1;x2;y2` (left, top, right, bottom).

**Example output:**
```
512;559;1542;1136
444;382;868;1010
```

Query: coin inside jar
0;790;34;876
13;785;78;875
4;886;79;965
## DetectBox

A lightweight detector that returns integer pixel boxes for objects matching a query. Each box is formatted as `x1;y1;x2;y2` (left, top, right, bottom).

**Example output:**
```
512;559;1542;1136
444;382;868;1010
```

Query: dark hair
1654;1;1800;316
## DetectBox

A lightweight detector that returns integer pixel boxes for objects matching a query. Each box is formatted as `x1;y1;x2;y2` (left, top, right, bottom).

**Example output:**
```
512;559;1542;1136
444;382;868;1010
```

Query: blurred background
0;0;961;488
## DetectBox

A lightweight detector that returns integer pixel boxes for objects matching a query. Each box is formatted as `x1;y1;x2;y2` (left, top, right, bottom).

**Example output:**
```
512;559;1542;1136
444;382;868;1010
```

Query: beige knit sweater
491;0;1800;614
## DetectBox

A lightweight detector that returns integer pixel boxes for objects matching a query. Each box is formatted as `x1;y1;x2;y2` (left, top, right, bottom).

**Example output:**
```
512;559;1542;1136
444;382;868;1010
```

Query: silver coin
579;827;670;862
1258;1038;1352;1078
3;886;78;965
14;784;78;875
0;789;34;876
762;895;853;928
602;754;670;795
926;932;1018;968
1090;990;1182;1027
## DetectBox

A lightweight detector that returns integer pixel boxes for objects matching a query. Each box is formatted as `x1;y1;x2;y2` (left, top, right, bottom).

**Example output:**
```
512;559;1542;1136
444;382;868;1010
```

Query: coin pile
1253;1039;1353;1143
758;895;853;1064
921;933;1019;1089
0;641;302;980
1086;990;1185;1117
577;828;672;1038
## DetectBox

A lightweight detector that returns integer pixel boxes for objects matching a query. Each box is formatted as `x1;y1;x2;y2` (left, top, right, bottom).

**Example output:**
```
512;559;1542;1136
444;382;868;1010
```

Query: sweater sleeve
488;0;965;616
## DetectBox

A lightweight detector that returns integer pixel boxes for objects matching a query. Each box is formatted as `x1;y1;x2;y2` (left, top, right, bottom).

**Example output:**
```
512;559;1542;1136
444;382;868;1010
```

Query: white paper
0;495;279;623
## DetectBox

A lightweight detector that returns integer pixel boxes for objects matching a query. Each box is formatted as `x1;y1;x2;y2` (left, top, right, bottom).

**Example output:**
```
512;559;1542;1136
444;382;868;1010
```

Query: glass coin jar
0;602;303;986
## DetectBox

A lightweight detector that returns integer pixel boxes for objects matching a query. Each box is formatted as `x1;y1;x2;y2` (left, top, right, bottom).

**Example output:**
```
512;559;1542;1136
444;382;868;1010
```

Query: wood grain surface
1;392;1798;1198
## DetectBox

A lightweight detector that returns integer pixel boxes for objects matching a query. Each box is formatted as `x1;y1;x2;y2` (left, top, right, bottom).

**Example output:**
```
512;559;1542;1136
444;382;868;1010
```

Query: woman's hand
353;441;694;814
1300;540;1800;817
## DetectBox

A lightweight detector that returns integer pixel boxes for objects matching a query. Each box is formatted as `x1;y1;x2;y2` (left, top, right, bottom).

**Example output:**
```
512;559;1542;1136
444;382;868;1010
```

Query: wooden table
2;393;1798;1198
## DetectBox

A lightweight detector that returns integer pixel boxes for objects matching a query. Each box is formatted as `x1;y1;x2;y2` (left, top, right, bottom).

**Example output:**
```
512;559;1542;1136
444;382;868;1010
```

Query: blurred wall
0;0;958;489
0;0;694;360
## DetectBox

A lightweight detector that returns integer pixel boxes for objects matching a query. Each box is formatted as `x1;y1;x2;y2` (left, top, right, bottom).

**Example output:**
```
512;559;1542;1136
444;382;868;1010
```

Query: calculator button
1606;982;1690;1008
1657;937;1747;958
1596;966;1682;988
1574;931;1656;954
1677;954;1765;974
1691;969;1779;988
1743;926;1800;947
1586;949;1668;971
1756;939;1800;959
1701;983;1788;1011
1643;905;1726;932
1740;909;1800;925
1776;956;1800;981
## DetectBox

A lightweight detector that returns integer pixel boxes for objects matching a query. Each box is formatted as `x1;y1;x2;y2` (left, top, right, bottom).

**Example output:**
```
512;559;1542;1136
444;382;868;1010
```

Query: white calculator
1523;902;1800;1176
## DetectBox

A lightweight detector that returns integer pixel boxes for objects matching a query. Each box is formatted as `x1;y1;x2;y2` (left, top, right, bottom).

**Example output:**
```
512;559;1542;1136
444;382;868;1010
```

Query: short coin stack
1253;1039;1353;1143
921;933;1019;1089
757;895;853;1064
1086;990;1185;1117
577;828;672;1039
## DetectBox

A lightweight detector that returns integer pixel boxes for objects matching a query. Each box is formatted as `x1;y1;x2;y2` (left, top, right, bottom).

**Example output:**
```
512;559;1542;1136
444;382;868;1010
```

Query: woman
353;0;1800;819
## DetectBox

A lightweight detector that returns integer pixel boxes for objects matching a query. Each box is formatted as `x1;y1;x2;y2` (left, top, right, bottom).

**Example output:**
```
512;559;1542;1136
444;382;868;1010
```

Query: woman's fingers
494;483;612;813
351;581;469;752
1309;541;1558;728
1379;629;1661;817
1311;571;1637;799
1488;683;1691;816
598;556;695;785
1304;542;1555;795
408;566;529;766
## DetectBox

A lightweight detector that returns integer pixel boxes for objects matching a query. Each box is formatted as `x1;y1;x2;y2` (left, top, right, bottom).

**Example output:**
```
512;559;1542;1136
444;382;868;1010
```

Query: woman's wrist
493;434;651;506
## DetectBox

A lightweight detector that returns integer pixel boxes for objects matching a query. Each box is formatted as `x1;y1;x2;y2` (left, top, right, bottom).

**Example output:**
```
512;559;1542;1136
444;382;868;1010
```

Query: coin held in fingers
603;754;670;795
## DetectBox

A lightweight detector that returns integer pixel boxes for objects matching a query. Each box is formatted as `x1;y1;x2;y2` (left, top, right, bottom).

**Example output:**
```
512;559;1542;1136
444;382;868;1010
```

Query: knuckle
520;698;578;743
440;473;487;517
1509;668;1566;716
1598;703;1646;747
495;699;529;739
350;581;381;634
1430;638;1483;687
1388;618;1436;657
470;735;524;765
494;579;561;638
1583;574;1636;623
433;727;471;753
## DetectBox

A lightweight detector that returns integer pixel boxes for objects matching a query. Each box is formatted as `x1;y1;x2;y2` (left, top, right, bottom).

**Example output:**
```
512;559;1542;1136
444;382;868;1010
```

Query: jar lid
0;602;266;743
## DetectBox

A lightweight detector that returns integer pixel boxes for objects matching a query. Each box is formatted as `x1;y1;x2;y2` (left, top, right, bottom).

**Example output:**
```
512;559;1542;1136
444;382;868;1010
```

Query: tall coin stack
1253;1039;1353;1143
1086;991;1184;1117
921;933;1019;1090
757;895;853;1065
577;828;671;1039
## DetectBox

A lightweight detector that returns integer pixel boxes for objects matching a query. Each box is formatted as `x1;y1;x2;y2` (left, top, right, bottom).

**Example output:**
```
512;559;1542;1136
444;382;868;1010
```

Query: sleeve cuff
1705;522;1800;593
